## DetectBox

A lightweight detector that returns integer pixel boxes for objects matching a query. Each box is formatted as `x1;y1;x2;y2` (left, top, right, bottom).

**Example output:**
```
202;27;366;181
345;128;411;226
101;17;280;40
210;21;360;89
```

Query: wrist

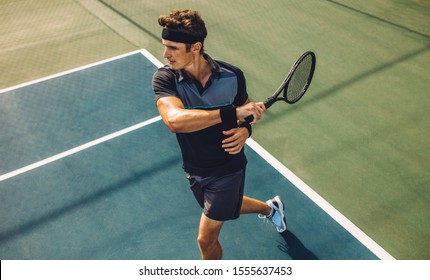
239;121;252;138
220;105;237;129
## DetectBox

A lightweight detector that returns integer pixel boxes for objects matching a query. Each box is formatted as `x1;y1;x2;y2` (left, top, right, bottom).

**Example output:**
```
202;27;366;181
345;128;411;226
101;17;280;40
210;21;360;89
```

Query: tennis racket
245;51;316;122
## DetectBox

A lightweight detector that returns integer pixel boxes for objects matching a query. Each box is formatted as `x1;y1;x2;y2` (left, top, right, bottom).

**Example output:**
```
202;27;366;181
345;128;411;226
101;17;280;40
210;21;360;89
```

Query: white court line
0;49;145;94
1;49;162;182
246;138;395;260
0;116;162;182
140;49;164;68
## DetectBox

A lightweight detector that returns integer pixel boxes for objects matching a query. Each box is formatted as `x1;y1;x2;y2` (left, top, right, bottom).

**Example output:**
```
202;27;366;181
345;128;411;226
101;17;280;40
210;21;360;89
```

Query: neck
184;54;211;85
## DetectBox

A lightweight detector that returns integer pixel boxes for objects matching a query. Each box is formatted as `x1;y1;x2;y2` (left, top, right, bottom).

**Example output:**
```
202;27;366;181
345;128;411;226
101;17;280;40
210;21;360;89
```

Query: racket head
282;51;316;104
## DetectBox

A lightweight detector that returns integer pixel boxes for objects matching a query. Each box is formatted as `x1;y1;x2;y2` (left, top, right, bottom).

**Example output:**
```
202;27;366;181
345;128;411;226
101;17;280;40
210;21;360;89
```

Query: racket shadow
277;230;319;260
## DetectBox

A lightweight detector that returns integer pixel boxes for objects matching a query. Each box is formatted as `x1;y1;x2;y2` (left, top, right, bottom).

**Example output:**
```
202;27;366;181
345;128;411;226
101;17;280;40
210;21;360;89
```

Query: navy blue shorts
186;169;245;221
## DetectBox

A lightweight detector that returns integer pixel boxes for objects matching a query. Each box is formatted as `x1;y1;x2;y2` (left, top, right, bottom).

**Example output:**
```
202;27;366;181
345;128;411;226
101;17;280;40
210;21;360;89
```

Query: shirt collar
176;53;223;82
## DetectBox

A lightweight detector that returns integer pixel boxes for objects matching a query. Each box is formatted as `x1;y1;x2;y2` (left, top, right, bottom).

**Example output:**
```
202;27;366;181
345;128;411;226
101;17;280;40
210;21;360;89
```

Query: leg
197;213;224;260
240;195;271;216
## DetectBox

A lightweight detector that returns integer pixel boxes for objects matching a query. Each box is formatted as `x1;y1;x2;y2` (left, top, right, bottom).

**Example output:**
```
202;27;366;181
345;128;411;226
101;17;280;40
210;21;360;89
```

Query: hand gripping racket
245;51;316;122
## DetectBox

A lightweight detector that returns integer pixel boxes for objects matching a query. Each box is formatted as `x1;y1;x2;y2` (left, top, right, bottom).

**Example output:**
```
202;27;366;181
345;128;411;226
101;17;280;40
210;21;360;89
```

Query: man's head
158;9;207;54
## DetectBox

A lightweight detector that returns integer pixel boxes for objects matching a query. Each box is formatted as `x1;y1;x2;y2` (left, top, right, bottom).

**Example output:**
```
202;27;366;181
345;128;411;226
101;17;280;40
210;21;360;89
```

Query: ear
192;42;203;53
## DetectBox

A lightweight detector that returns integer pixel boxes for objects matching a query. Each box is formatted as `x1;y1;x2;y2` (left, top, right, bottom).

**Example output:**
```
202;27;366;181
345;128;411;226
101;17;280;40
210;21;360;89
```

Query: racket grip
263;97;276;109
245;115;254;123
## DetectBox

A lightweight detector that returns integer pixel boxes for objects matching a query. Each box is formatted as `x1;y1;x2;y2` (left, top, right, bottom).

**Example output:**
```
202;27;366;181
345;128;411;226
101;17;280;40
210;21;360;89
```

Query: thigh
198;212;224;240
204;171;245;221
187;169;246;221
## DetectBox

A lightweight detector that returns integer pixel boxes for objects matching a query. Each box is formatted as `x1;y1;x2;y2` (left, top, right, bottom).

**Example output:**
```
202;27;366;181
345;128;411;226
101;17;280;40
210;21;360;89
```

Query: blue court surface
0;50;393;260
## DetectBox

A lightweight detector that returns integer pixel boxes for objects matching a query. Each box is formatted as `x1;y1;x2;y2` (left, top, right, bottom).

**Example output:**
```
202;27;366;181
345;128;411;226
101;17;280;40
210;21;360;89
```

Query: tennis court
1;0;429;260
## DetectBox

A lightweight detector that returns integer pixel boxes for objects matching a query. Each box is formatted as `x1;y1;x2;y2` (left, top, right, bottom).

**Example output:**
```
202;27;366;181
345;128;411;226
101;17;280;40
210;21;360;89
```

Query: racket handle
263;96;276;109
245;97;274;123
245;96;276;123
245;115;254;123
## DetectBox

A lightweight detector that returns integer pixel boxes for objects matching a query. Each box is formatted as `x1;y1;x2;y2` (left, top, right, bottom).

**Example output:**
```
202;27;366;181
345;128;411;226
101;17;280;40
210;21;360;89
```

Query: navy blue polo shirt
152;54;248;176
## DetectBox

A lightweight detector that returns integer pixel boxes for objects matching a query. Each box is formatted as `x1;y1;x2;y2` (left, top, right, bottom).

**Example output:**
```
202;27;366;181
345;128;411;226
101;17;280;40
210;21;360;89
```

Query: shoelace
258;214;272;225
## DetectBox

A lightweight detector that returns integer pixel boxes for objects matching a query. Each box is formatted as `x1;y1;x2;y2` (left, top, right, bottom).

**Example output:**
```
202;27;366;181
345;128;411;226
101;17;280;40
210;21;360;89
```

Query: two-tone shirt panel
152;54;248;176
175;67;238;110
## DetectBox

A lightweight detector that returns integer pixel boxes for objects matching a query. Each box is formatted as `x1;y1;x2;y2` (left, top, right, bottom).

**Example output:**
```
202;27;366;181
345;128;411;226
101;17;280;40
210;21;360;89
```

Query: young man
152;9;287;260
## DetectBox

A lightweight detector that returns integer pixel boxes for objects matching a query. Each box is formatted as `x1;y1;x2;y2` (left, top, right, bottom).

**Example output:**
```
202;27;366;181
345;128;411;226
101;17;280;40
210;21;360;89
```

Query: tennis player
152;9;287;260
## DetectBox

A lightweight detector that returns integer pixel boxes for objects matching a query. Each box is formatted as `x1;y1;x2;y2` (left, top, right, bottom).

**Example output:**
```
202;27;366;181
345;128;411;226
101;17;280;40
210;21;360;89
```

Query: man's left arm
222;99;265;155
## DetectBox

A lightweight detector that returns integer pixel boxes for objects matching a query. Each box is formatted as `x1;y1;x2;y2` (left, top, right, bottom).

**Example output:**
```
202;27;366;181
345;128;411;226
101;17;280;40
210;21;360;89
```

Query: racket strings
285;54;313;103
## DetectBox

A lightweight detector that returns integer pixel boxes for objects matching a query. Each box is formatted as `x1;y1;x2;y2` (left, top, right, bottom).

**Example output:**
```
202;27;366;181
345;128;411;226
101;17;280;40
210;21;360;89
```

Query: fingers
252;103;265;123
222;128;248;154
222;140;243;154
256;102;266;112
236;102;265;124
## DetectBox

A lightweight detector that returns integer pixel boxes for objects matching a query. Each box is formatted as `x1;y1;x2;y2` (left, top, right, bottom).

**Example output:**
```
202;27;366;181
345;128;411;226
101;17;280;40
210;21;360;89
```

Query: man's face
162;39;193;70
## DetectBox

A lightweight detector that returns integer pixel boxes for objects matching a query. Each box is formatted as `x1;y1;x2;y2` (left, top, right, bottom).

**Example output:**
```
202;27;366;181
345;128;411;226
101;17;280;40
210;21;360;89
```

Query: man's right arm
156;96;263;133
156;96;222;133
153;67;263;133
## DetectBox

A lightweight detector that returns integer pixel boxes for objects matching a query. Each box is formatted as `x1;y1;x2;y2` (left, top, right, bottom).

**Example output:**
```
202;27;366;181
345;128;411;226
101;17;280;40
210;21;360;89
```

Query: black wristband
240;121;252;138
220;105;237;129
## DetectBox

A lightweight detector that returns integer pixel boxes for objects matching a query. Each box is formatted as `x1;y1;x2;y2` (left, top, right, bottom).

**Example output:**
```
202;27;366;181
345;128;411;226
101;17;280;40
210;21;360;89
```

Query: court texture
0;0;428;260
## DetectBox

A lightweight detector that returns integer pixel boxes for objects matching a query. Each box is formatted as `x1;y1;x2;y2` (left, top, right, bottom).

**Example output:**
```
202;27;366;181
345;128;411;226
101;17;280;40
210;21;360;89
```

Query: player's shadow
278;230;319;260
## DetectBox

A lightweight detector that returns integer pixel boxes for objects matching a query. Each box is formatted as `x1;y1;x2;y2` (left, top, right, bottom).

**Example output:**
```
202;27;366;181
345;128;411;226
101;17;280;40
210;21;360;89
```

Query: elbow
156;98;191;133
164;115;185;133
166;122;181;133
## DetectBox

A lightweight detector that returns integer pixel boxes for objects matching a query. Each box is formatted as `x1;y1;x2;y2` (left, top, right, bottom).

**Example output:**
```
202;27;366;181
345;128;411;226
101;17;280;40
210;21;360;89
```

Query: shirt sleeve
152;66;178;101
232;67;249;106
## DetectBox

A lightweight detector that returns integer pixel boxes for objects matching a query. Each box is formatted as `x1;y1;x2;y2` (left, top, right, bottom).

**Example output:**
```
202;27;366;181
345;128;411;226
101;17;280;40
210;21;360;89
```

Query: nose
163;47;170;59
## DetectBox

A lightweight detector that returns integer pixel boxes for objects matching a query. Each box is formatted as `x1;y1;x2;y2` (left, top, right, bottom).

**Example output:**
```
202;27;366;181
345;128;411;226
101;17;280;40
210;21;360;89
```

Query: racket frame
264;51;316;109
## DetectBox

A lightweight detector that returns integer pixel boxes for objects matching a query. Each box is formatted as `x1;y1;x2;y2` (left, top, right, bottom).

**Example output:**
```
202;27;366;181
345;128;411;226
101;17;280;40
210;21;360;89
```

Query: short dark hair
158;9;207;53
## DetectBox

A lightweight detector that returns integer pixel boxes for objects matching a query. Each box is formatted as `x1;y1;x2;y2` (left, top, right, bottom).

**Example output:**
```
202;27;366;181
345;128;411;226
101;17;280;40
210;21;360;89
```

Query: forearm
157;96;264;134
167;104;246;133
164;108;221;133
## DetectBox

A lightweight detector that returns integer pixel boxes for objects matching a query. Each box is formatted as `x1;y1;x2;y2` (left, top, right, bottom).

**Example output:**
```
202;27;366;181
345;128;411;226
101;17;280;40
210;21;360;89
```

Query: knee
197;234;217;250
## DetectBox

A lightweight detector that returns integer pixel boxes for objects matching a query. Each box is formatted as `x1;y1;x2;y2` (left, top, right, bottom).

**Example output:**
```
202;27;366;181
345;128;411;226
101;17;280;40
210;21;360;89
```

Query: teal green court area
0;52;390;260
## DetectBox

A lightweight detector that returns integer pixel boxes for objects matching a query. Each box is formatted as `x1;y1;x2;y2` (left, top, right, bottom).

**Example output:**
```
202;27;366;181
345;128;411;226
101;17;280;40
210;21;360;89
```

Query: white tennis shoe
259;195;287;233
